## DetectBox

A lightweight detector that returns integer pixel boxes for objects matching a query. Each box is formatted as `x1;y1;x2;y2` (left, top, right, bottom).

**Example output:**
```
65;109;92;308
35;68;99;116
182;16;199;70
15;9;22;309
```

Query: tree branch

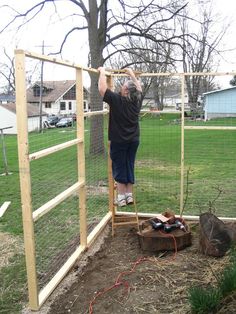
0;0;54;34
48;26;88;56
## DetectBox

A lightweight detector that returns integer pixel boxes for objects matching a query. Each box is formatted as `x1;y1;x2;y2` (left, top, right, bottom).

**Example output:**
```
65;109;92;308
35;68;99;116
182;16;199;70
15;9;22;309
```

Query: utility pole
35;41;51;133
39;41;44;132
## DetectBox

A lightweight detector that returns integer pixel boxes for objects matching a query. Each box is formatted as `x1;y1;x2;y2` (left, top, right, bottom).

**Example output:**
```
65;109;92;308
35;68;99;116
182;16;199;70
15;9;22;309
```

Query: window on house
33;86;41;97
33;85;47;97
68;101;72;110
45;102;51;108
60;102;66;110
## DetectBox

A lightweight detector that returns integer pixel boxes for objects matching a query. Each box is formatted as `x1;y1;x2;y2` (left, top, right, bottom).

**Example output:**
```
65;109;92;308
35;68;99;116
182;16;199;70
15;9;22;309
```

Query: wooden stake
15;49;39;310
180;74;185;217
76;68;87;248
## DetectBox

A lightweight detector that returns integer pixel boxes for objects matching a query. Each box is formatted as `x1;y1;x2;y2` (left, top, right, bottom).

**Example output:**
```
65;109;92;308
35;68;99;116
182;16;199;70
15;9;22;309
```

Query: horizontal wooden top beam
15;49;236;77
15;49;99;74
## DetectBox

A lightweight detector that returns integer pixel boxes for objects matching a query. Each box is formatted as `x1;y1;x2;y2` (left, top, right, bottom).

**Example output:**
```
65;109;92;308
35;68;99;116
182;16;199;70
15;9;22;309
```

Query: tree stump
137;218;192;252
199;212;232;257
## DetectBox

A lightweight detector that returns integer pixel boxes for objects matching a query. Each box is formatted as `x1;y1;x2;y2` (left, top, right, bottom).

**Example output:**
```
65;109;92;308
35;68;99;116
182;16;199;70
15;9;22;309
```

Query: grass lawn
0;113;236;313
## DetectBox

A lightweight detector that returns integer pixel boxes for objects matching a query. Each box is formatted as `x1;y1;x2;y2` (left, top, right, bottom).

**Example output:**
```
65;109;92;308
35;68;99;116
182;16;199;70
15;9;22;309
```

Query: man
98;67;143;206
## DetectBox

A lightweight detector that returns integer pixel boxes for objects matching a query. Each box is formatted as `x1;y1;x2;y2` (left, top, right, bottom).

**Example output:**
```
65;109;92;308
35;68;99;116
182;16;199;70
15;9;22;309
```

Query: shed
0;103;47;134
203;86;236;120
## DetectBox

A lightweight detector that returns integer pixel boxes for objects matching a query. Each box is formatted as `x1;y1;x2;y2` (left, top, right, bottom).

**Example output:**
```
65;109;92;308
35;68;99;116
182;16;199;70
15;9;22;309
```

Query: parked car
56;117;73;128
47;115;60;126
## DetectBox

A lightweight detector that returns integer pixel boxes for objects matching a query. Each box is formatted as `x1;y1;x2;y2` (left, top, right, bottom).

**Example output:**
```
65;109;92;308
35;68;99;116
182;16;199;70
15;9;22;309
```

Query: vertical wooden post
106;76;115;213
180;74;185;216
76;68;87;248
15;50;39;309
106;75;117;235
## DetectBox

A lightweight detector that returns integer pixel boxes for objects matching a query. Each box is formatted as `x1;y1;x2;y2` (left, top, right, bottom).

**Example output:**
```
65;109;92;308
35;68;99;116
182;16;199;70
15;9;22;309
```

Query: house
0;93;15;104
142;78;188;110
27;80;90;116
203;86;236;120
0;103;47;134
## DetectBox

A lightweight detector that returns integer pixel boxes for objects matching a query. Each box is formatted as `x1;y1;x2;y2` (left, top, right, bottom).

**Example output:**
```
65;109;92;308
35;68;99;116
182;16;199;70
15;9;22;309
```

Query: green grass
0;114;236;313
188;286;221;314
0;254;27;314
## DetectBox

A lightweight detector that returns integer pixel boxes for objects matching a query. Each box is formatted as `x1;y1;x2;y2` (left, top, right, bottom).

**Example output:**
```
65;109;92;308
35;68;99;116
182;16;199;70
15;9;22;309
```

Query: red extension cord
88;231;178;314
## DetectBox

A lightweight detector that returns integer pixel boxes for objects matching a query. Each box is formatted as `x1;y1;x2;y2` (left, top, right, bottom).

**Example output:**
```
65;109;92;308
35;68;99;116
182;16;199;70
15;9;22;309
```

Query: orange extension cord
88;232;178;314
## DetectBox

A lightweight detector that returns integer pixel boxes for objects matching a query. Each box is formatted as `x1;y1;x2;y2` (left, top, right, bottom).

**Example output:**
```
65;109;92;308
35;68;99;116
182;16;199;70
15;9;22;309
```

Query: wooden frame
15;50;38;309
15;49;236;310
15;49;110;310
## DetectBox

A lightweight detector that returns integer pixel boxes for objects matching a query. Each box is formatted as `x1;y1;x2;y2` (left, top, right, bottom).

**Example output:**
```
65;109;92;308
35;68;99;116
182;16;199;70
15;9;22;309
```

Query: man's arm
97;67;107;97
124;68;142;92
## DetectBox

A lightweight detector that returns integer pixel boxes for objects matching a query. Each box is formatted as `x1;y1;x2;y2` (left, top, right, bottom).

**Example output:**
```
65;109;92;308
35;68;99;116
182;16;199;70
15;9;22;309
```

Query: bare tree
0;0;187;153
0;47;40;94
179;2;228;117
0;48;15;93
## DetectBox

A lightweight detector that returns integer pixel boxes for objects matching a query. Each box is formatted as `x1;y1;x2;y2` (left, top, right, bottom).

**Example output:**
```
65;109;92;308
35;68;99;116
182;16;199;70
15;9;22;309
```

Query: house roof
203;86;236;96
0;103;47;117
27;80;76;102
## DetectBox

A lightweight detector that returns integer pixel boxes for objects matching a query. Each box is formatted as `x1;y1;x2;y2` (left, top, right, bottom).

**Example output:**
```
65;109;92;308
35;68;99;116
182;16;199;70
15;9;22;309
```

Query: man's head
120;80;140;101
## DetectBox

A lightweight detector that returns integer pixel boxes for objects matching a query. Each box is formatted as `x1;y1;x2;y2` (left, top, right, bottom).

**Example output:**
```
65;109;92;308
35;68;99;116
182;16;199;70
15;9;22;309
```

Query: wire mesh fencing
12;52;236;310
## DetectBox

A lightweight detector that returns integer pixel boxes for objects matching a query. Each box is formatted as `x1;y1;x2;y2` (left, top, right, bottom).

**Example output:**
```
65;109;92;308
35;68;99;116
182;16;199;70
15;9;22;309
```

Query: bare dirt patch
47;221;236;314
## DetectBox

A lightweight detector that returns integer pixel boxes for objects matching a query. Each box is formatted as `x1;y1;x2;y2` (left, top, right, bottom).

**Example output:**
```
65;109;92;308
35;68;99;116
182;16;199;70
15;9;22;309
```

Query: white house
0;103;47;134
203;86;236;120
27;80;90;115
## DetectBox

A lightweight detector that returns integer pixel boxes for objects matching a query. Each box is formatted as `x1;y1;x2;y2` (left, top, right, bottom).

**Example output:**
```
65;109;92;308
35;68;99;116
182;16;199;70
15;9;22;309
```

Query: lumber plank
0;201;11;218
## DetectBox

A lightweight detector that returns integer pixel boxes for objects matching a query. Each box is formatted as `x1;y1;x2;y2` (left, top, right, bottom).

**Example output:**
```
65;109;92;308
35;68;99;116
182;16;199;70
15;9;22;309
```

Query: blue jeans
110;141;139;184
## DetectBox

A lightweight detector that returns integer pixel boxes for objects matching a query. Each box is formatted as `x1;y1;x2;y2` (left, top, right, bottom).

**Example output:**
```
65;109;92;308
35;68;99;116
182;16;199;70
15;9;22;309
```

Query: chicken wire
13;53;236;309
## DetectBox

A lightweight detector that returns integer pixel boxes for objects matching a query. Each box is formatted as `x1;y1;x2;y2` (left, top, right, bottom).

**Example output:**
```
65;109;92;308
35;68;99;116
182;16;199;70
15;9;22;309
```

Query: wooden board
0;201;11;218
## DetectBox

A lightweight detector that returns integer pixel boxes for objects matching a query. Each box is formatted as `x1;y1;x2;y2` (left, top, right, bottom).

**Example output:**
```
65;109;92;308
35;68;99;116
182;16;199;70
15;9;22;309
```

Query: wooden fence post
180;74;185;216
15;49;39;310
76;68;87;248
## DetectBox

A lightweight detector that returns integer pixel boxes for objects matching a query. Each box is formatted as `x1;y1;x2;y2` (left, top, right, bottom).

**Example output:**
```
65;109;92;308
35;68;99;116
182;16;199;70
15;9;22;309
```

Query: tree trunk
87;0;107;155
89;72;105;155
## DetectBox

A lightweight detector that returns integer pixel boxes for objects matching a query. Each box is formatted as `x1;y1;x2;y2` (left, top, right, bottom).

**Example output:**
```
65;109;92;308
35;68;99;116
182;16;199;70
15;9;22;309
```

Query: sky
0;0;236;88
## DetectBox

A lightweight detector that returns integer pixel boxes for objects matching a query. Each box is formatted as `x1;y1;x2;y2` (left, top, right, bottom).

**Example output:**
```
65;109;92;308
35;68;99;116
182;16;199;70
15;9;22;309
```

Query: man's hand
124;68;142;92
124;68;135;77
98;66;106;73
97;66;107;97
